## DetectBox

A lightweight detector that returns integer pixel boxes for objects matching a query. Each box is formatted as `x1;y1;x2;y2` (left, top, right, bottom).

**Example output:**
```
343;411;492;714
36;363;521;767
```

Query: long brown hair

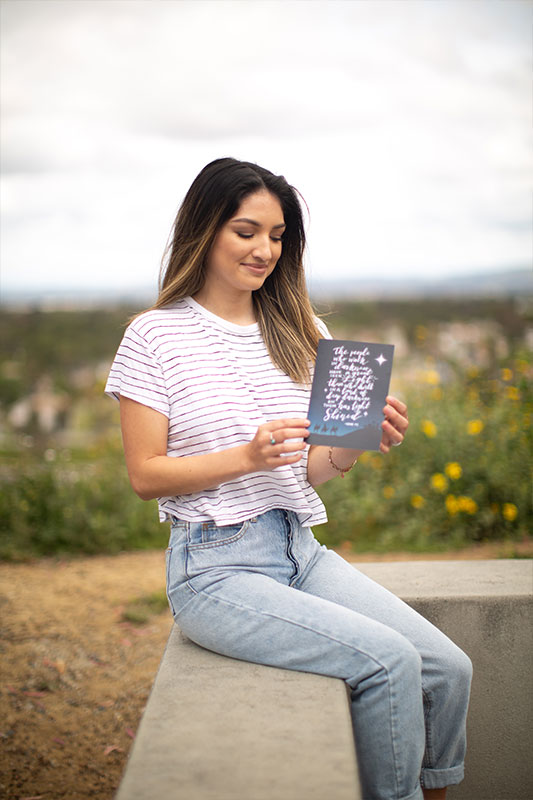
153;158;320;383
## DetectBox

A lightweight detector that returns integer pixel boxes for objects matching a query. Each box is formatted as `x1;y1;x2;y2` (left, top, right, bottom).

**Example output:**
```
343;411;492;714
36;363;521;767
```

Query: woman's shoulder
125;299;193;341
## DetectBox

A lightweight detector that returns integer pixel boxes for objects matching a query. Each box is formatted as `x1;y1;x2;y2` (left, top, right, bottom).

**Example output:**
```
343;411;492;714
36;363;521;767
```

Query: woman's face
204;190;285;296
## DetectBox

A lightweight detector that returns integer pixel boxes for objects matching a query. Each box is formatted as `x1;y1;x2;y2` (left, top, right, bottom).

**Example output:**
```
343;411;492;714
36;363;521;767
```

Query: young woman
106;158;472;800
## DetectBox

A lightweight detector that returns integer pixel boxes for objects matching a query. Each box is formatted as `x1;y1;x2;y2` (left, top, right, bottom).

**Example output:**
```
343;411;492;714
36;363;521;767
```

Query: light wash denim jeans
166;509;472;800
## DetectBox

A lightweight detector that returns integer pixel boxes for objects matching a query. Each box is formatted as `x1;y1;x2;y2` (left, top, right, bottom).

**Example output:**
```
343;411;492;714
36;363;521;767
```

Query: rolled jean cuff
421;764;465;789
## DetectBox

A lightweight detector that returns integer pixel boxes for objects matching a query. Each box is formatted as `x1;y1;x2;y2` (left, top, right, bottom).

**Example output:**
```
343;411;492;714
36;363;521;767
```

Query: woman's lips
242;263;268;274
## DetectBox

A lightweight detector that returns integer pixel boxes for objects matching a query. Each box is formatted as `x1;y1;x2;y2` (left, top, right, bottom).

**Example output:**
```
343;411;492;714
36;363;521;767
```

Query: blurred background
1;0;531;558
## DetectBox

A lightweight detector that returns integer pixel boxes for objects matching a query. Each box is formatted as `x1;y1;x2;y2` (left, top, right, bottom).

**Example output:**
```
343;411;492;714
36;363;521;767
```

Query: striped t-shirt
105;296;328;527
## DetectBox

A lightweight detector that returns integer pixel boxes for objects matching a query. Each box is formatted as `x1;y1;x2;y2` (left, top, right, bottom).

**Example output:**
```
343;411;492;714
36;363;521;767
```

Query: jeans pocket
187;519;251;550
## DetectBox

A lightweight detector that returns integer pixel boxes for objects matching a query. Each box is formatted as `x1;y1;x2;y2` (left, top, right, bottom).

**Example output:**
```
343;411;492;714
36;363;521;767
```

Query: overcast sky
1;0;531;296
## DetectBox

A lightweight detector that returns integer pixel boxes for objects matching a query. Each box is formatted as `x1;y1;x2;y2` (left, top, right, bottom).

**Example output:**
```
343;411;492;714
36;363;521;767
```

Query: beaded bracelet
328;447;358;478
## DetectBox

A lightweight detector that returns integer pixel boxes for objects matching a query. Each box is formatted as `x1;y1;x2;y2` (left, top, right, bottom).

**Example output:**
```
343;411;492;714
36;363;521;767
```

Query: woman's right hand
245;418;311;472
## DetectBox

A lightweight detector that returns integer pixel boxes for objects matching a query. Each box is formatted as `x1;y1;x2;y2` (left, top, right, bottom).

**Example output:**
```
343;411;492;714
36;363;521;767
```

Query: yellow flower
431;473;448;492
506;386;519;400
502;503;518;522
410;494;425;509
467;366;480;379
501;367;513;382
467;419;484;436
383;486;395;499
424;370;441;386
415;325;427;341
445;462;462;480
457;496;478;515
421;419;438;438
445;495;459;515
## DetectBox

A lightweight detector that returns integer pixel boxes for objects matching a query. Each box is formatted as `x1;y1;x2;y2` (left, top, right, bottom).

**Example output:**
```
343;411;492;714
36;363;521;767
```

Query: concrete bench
115;560;532;800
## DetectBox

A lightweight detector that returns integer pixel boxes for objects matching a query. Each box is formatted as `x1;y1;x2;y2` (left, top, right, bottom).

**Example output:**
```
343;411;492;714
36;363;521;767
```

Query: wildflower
500;368;513;382
457;496;478;515
506;386;519;401
421;419;437;438
424;370;440;386
383;486;395;499
445;495;459;515
445;462;462;480
415;325;427;341
410;494;425;509
467;419;484;436
431;473;448;492
502;503;518;522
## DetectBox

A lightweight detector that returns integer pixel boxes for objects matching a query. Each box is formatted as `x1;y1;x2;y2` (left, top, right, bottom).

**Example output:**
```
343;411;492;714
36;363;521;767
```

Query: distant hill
1;267;531;308
308;268;532;300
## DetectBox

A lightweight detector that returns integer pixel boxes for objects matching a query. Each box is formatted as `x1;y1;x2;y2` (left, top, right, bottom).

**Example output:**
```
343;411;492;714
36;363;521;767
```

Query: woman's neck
192;286;256;326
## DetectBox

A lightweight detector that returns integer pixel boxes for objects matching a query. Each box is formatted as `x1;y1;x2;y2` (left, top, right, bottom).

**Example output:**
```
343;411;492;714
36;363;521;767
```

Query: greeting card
307;339;395;450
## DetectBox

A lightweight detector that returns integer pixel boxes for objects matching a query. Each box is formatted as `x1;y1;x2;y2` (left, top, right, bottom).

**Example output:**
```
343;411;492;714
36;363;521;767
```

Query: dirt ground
1;541;531;800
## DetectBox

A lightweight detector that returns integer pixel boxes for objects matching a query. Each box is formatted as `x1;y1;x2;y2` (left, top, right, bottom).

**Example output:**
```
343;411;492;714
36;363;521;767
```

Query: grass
121;590;169;625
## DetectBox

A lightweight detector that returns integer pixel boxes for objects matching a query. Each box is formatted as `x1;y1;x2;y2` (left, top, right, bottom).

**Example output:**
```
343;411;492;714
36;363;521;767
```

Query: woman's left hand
380;395;409;454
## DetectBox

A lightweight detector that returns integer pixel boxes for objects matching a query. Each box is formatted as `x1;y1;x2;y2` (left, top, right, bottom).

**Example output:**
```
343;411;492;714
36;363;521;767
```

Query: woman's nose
251;237;272;261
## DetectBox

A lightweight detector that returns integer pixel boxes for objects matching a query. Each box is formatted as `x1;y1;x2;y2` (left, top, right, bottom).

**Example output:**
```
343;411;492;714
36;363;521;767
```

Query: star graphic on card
376;354;387;366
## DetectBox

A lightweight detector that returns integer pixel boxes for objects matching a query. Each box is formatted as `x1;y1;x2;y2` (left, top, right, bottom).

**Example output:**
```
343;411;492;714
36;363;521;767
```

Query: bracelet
328;447;358;478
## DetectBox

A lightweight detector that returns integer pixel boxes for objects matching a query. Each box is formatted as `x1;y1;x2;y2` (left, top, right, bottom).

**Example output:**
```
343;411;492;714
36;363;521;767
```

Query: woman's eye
236;232;253;239
271;236;283;243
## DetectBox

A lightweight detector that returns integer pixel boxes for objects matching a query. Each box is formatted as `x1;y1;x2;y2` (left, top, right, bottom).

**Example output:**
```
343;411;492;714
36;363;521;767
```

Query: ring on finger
392;439;402;447
270;435;276;446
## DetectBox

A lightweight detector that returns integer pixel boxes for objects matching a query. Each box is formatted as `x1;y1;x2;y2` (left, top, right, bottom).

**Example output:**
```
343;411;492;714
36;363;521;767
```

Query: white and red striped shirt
105;296;328;527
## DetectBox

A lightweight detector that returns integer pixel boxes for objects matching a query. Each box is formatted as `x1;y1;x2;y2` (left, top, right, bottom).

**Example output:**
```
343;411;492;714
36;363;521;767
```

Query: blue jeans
166;509;472;800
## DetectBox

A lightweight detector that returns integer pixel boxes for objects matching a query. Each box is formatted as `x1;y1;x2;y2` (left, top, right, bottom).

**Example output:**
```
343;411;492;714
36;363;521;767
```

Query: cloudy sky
1;0;531;296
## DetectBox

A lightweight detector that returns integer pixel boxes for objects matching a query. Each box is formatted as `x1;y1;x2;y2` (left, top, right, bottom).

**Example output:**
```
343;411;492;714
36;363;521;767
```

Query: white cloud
0;0;531;291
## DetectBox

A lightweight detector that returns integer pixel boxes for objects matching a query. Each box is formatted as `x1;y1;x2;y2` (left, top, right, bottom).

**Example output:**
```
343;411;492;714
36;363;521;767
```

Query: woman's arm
120;396;311;500
307;396;409;487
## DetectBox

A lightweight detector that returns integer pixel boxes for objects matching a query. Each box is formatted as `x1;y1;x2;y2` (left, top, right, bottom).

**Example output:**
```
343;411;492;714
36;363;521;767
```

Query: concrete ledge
115;560;532;800
115;626;360;800
356;560;533;800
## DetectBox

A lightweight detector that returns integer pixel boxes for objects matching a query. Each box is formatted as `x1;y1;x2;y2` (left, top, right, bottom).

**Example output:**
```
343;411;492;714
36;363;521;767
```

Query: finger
268;439;308;455
267;450;304;464
266;418;311;431
386;396;408;419
383;404;409;435
271;427;311;443
381;419;404;447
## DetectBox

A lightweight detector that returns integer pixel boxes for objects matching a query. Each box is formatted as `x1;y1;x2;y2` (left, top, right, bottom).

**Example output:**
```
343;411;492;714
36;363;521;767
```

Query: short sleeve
105;323;170;417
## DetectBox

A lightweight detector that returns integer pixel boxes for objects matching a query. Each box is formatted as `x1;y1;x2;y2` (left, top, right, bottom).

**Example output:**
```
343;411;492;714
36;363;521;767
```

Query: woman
106;158;471;800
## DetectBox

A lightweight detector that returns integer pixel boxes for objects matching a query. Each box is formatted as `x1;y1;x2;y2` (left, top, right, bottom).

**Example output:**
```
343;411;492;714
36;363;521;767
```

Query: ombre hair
152;157;320;383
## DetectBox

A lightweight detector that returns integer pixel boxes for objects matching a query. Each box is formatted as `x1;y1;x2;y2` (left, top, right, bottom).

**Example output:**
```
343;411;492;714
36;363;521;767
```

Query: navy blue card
307;339;395;450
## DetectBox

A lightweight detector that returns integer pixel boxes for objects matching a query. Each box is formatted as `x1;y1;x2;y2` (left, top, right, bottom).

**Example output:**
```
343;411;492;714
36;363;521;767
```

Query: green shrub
0;448;167;560
316;354;532;552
